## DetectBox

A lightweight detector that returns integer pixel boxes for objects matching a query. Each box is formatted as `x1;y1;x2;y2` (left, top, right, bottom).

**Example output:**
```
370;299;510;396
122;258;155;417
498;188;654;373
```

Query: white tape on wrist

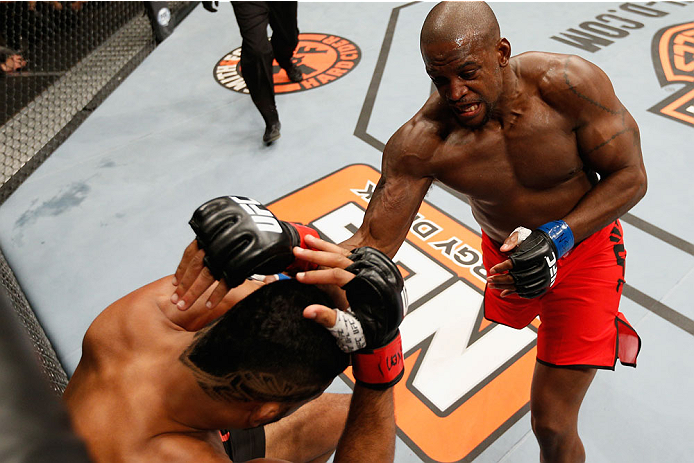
327;309;366;353
512;226;532;244
401;286;409;317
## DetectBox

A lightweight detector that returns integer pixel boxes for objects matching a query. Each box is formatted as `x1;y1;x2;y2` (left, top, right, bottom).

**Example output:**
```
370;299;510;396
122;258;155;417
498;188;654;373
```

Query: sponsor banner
214;33;361;94
550;2;692;53
268;164;538;462
650;22;694;127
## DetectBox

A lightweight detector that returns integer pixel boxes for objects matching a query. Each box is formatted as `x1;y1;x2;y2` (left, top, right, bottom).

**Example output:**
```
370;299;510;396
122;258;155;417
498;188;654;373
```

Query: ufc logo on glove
231;196;282;233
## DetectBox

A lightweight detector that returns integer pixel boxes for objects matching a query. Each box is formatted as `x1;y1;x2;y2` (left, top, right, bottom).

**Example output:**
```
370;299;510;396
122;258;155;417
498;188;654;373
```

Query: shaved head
421;1;500;50
419;2;511;129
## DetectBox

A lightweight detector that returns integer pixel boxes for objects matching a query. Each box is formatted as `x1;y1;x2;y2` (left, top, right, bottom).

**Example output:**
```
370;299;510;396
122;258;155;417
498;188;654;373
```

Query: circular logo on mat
214;33;361;94
649;22;694;127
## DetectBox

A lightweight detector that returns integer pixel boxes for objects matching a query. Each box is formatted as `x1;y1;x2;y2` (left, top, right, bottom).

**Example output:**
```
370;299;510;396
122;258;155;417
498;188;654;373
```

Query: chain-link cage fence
0;1;196;391
0;247;69;396
0;1;196;205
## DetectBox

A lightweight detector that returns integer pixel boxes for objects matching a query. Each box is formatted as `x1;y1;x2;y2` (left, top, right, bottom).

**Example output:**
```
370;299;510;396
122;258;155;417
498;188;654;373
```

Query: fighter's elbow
624;167;648;210
634;166;648;202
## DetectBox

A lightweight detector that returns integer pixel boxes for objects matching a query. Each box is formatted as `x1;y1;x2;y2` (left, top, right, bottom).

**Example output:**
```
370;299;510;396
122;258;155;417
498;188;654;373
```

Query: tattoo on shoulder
562;57;620;116
562;57;639;154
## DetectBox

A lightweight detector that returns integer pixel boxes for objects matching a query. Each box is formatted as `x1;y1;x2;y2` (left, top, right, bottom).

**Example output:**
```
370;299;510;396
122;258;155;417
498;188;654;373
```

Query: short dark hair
181;279;349;403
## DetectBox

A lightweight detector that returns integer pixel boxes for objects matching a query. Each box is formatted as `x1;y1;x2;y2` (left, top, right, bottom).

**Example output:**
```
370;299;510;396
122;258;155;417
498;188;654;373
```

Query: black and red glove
189;196;319;288
508;220;574;299
341;247;408;390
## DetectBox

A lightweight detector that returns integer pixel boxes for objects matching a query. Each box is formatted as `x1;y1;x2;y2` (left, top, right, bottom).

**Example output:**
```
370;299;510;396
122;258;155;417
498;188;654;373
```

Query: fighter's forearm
338;190;421;259
332;385;395;463
563;164;647;242
339;169;432;258
338;198;411;258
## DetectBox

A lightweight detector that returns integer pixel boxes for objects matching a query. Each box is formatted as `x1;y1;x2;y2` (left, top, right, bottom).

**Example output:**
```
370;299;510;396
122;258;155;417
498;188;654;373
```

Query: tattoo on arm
562;57;639;154
585;127;632;154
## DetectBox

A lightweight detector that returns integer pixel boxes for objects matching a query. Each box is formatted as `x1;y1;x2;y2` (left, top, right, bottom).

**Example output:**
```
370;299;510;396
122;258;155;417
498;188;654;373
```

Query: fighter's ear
248;402;282;428
498;38;511;67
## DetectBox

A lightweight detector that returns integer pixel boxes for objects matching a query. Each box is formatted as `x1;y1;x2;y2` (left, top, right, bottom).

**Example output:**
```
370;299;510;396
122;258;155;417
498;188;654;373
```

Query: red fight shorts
482;220;641;369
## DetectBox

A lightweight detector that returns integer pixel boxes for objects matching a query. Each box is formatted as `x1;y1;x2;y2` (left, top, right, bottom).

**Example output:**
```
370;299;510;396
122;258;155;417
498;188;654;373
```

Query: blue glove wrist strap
537;220;574;258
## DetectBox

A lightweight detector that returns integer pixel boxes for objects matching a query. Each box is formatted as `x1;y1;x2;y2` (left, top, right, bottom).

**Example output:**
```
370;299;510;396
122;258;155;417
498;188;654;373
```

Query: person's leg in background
267;1;302;83
231;1;281;145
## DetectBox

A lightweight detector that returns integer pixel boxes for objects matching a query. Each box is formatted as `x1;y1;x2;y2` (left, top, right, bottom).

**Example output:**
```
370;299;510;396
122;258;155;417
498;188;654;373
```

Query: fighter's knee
531;411;586;462
265;393;351;462
531;412;574;446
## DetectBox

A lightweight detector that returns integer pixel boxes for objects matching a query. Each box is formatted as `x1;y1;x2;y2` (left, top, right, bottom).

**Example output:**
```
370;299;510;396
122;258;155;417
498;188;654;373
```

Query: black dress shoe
285;64;303;83
263;121;281;145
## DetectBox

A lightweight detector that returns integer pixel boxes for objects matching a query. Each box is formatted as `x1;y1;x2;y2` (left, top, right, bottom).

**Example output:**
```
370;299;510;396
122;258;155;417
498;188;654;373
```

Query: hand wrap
189;196;319;288
342;247;408;390
509;220;574;299
326;309;367;353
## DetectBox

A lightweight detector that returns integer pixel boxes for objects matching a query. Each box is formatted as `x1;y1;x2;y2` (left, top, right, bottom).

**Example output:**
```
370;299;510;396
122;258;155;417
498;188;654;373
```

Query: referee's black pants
231;1;299;125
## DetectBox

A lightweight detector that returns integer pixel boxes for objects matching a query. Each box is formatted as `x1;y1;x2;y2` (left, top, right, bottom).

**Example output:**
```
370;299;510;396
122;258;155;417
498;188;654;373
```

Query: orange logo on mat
214;33;361;94
268;165;539;462
650;22;694;127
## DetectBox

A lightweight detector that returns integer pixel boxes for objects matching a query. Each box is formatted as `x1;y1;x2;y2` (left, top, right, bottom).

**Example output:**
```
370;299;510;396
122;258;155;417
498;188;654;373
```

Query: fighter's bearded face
422;35;504;129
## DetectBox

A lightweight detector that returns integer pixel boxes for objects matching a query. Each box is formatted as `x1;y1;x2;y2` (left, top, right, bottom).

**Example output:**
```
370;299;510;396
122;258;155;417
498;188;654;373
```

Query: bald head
421;2;500;49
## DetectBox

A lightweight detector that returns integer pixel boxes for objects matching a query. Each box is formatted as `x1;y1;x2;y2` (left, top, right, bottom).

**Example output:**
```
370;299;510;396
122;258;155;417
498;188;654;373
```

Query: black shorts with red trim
219;427;266;461
482;220;641;369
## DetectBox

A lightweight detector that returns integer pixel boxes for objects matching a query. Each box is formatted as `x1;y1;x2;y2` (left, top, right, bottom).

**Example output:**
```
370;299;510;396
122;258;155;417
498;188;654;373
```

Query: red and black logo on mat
213;33;361;94
649;22;694;128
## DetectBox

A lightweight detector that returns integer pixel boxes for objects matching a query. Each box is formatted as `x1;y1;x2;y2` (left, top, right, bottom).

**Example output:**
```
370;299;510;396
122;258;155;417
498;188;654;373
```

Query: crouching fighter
63;195;407;462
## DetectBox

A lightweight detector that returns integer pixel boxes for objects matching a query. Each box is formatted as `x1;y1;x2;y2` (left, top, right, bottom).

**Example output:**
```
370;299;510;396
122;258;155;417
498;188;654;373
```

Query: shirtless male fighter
337;2;645;462
169;4;647;461
63;195;407;462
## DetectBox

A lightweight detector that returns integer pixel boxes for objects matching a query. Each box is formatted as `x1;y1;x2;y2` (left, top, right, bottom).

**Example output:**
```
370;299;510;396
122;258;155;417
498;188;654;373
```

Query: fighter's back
62;277;212;462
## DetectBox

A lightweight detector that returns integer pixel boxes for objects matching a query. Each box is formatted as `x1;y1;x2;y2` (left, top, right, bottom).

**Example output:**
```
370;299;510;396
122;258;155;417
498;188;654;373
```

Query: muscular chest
433;100;581;198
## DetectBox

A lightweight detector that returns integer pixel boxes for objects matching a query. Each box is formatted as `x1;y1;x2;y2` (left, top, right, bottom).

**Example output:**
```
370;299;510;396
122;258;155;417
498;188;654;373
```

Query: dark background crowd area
0;1;143;126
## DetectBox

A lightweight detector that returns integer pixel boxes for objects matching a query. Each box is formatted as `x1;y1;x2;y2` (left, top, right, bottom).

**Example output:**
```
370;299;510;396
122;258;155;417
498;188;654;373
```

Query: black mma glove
509;220;574;299
340;247;408;390
189;196;319;288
